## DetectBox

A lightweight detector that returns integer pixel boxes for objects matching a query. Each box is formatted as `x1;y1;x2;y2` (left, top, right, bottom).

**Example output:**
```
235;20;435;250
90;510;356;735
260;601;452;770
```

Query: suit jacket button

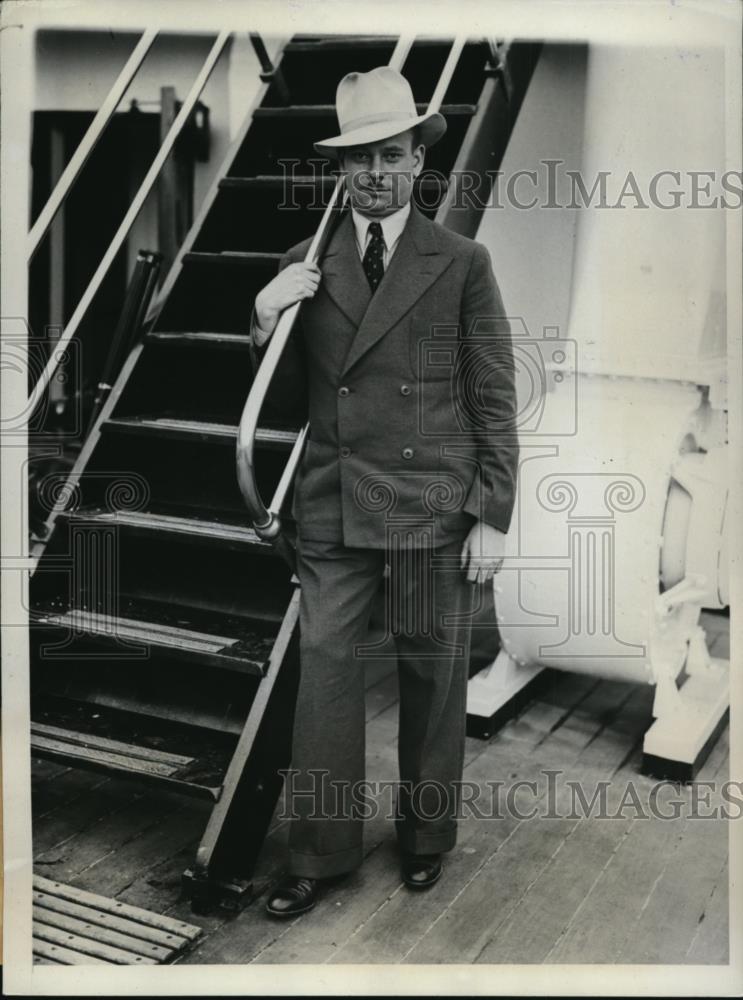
340;446;351;458
338;386;350;397
400;384;411;396
402;447;414;460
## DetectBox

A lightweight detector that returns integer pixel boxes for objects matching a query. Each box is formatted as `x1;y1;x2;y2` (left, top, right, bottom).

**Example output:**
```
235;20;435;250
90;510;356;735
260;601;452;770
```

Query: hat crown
336;66;418;136
313;65;446;156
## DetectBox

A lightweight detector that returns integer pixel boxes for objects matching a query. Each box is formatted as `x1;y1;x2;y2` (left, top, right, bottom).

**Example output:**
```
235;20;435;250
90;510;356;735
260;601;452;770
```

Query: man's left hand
460;521;507;584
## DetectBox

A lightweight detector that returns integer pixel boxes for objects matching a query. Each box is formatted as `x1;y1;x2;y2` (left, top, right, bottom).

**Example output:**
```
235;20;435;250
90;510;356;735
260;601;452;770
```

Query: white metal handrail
27;29;159;261
26;30;232;422
235;35;467;561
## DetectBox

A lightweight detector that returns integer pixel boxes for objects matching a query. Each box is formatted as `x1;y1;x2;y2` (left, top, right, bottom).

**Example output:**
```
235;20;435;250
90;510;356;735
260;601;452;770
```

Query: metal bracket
182;867;254;915
486;39;514;102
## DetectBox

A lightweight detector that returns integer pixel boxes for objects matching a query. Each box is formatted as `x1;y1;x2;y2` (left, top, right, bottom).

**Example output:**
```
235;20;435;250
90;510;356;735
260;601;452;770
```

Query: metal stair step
102;415;299;449
29;735;221;799
30;722;195;766
153;250;282;333
181;250;282;266
283;35;397;52
30;732;190;779
145;330;253;348
59;506;272;551
253;102;477;118
30;605;271;675
29;701;238;800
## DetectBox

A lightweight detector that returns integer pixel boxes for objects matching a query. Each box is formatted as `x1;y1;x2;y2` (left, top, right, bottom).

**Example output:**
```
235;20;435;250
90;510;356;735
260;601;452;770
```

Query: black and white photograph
1;0;741;995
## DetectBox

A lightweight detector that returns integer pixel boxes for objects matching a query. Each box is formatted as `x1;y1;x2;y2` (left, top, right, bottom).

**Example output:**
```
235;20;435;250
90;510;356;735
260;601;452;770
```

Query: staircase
29;34;540;911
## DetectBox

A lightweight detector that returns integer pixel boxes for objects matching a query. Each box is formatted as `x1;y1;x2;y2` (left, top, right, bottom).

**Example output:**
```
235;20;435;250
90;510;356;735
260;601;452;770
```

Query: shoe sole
265;898;317;918
403;866;443;891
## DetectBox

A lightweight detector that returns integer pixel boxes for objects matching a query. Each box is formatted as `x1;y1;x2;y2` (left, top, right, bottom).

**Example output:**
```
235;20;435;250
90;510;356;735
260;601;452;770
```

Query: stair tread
146;330;252;347
182;250;282;265
103;415;300;447
60;506;272;549
254;102;476;117
284;35;397;51
31;732;190;779
31;698;237;797
30;721;195;766
31;597;275;668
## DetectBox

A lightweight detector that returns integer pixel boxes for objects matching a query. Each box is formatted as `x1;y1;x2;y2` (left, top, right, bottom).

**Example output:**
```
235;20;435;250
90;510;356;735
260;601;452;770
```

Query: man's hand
460;521;507;584
254;262;321;341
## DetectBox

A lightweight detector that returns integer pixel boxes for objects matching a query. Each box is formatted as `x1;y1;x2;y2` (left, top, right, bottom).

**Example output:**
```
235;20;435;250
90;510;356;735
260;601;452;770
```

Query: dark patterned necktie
362;222;385;292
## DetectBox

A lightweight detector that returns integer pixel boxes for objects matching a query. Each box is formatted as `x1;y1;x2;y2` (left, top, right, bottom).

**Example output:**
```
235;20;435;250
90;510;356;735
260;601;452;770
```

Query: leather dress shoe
265;874;321;917
401;852;443;890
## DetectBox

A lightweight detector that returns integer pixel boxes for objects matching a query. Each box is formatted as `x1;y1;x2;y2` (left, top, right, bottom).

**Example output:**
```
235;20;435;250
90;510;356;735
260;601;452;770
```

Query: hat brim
313;111;447;158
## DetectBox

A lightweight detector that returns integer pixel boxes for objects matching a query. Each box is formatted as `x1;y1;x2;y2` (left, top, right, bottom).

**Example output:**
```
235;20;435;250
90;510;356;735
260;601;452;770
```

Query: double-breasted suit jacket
254;203;520;548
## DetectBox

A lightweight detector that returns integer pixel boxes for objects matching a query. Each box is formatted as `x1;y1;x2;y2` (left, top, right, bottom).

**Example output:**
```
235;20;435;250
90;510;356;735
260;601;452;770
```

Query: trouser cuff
288;844;363;879
395;823;458;855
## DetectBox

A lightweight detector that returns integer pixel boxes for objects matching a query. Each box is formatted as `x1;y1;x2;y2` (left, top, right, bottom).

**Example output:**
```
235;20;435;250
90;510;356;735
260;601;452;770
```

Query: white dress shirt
252;201;411;343
350;200;411;268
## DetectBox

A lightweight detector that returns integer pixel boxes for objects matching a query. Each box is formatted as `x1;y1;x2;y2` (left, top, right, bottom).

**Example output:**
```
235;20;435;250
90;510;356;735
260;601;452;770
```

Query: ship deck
31;610;730;966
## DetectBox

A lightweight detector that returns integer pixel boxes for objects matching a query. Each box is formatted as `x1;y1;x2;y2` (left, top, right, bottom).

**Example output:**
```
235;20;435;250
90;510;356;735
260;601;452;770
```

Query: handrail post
249;33;291;105
27;29;158;262
26;31;231;424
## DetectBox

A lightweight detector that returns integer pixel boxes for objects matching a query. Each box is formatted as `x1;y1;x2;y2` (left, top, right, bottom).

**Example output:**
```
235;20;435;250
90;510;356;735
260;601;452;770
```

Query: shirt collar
351;200;411;252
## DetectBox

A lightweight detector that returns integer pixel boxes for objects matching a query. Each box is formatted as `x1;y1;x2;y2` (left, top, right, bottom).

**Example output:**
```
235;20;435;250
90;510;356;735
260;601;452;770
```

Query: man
250;66;519;917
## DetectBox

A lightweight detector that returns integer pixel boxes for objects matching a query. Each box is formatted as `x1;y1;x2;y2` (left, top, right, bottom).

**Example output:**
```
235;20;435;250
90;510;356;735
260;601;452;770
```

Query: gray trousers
287;533;475;878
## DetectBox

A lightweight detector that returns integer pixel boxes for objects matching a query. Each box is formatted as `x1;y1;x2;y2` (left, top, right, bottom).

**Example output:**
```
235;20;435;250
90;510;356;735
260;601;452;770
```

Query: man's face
340;129;425;218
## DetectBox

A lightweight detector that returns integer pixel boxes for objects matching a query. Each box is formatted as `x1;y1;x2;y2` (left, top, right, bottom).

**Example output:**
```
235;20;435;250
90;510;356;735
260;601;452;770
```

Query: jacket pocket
409;317;460;382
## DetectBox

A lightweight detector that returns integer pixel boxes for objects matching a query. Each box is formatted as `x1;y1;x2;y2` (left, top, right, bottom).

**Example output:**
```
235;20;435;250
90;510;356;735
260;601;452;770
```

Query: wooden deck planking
400;678;692;964
611;734;731;965
473;785;639;964
32;761;105;817
326;749;567;964
397;683;654;965
538;679;639;754
32;615;729;966
265;745;530;964
31;757;72;785
404;795;580;963
613;812;729;963
685;859;729;965
546;723;730;964
495;674;598;749
33;778;141;856
34;788;187;887
262;676;645;964
70;803;209;899
573;684;655;776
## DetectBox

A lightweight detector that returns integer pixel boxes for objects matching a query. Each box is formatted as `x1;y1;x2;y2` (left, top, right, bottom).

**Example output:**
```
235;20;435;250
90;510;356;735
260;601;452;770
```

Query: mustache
348;175;411;193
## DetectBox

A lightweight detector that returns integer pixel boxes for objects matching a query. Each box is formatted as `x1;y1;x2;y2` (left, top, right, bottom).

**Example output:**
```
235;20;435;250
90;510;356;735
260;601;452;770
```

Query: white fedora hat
313;66;447;157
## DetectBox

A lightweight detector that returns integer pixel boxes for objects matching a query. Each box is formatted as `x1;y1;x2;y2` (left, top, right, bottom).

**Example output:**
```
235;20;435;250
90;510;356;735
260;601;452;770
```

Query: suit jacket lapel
320;211;371;329
341;205;454;377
